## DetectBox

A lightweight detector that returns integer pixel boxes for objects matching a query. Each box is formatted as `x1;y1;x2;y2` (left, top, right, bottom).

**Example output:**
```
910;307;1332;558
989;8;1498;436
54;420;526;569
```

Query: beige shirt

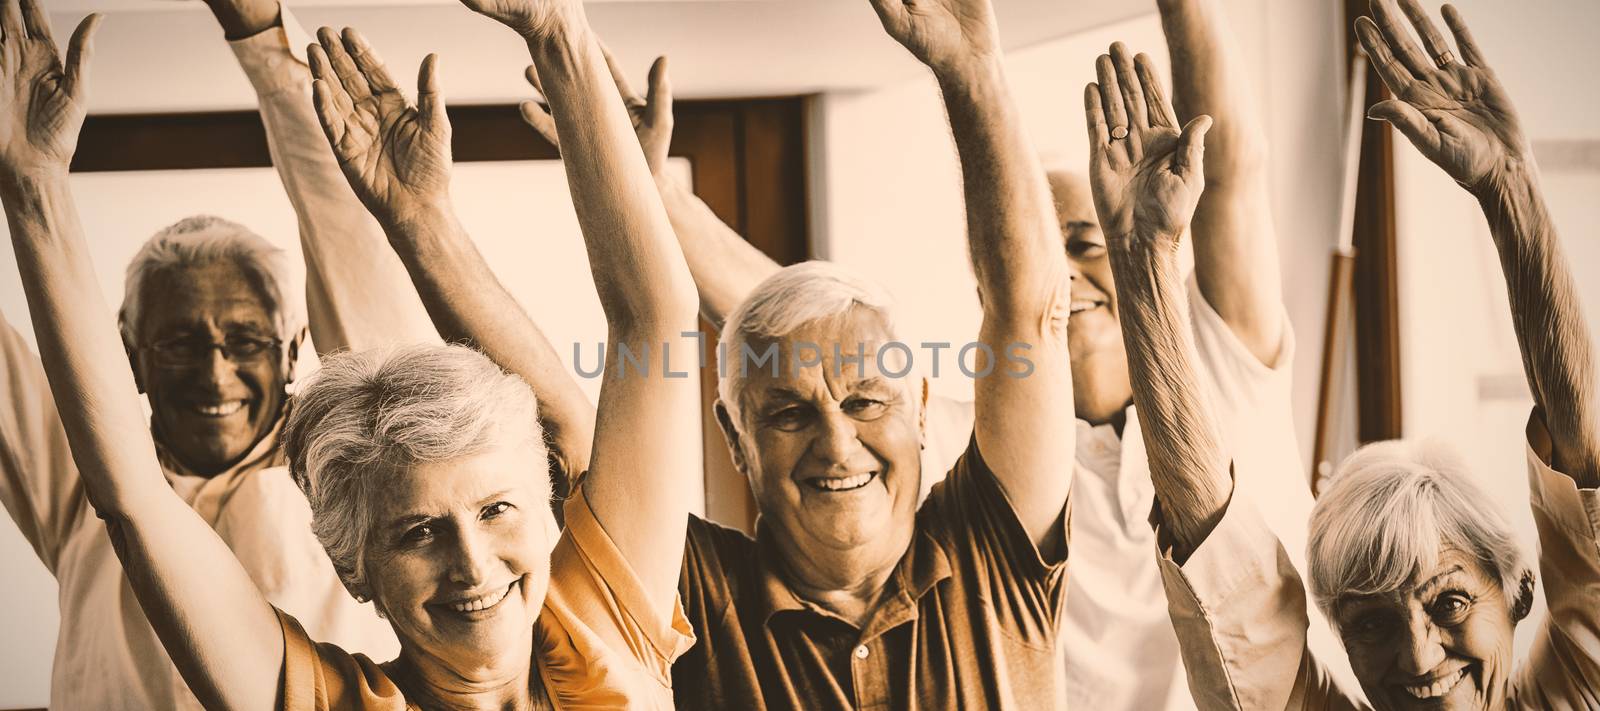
0;10;434;708
278;489;695;710
1156;417;1600;709
926;279;1348;710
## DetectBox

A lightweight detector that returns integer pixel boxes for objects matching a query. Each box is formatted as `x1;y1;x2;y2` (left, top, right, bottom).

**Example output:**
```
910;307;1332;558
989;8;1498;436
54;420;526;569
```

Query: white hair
118;215;305;345
717;260;899;424
283;343;548;594
1307;439;1528;625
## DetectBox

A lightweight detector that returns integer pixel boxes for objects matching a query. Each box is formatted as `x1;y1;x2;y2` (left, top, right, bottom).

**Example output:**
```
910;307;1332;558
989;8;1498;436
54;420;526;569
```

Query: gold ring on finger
1110;126;1129;140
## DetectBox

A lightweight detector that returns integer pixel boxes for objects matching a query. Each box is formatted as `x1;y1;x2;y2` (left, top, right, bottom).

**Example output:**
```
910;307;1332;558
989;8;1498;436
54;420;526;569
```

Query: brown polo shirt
673;438;1070;710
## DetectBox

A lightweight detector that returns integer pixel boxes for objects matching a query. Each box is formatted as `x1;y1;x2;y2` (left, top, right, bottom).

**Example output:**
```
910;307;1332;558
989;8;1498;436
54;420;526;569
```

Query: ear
284;326;308;384
340;572;376;612
713;399;752;478
1511;569;1536;623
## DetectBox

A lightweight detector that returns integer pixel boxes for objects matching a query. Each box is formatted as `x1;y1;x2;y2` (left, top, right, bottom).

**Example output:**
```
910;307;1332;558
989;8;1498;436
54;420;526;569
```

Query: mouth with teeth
435;580;519;620
803;471;878;493
1068;298;1106;317
190;400;247;418
1399;665;1472;702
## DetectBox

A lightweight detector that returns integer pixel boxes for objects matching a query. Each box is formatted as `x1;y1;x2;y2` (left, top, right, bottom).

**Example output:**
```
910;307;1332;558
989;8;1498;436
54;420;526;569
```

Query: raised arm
1085;44;1228;558
306;30;596;491
869;0;1074;552
1156;0;1283;363
0;5;282;709
456;0;701;613
1358;0;1599;486
203;0;439;356
518;51;778;329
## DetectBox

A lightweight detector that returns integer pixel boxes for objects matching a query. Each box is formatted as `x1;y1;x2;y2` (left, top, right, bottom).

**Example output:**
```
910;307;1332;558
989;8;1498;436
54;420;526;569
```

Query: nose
445;525;491;588
810;409;864;468
1395;618;1447;677
198;346;240;390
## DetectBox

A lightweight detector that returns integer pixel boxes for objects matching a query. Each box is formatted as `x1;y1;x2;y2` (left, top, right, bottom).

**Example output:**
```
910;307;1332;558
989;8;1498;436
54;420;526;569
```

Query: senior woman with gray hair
1091;2;1600;710
0;0;702;705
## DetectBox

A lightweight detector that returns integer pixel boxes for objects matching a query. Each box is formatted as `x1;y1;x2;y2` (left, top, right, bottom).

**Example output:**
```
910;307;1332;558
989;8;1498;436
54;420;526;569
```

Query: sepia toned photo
0;0;1596;709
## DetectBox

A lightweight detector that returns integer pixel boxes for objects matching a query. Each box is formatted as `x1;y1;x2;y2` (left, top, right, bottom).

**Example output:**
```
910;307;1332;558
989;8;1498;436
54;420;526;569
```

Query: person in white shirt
0;0;436;706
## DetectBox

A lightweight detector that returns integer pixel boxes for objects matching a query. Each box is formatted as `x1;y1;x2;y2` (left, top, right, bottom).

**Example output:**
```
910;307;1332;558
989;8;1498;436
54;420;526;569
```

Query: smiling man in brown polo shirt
669;0;1078;707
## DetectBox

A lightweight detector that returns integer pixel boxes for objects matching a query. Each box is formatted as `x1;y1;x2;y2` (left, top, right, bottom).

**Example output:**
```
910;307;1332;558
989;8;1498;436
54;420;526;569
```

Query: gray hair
1307;439;1528;625
717;260;899;424
119;215;305;345
283;343;548;594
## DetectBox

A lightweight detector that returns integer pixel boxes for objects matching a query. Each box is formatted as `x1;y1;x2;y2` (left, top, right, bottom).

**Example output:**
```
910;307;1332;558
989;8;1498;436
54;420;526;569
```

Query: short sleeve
921;436;1069;634
536;489;695;709
0;318;88;572
1512;415;1600;707
277;608;406;711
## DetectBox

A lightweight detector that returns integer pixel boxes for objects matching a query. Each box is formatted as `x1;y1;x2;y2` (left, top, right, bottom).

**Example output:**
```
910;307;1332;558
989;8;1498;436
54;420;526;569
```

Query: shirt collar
751;518;953;641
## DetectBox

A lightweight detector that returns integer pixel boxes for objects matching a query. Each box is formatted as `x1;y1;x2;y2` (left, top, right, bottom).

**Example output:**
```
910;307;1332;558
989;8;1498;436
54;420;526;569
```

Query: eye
1341;609;1393;642
401;523;434;546
1430;592;1474;626
1066;238;1106;259
764;406;811;432
481;501;513;520
843;397;888;420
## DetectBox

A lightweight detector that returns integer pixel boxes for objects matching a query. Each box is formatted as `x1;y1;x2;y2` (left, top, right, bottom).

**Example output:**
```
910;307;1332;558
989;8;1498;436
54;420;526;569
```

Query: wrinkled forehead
735;309;913;406
138;261;279;337
1335;546;1497;612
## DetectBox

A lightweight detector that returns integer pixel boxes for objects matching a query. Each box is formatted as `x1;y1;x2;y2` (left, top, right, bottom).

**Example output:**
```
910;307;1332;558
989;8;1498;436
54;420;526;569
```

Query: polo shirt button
854;645;870;660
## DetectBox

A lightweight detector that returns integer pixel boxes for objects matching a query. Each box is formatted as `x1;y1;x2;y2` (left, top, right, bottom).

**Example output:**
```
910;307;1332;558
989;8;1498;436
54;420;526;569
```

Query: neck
389;635;536;711
771;532;905;627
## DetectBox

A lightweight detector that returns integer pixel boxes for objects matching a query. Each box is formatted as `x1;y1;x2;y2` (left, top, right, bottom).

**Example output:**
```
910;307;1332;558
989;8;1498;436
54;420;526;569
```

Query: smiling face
720;308;924;586
1336;548;1516;710
130;260;295;475
362;440;555;673
1049;171;1131;426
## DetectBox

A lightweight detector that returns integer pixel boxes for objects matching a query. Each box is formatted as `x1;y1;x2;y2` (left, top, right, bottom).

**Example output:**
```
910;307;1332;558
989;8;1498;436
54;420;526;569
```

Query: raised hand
1356;0;1525;195
309;27;450;227
457;0;581;40
0;0;100;178
867;0;999;75
520;47;673;176
1084;44;1211;250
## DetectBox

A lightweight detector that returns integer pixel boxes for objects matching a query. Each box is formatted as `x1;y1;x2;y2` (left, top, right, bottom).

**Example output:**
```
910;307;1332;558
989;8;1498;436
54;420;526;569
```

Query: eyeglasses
142;334;282;368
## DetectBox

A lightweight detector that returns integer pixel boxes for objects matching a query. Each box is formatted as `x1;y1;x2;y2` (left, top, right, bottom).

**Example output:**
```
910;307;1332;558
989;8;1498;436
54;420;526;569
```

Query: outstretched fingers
342;28;399;97
1369;0;1432;79
600;43;642;104
1355;17;1414;97
1095;54;1132;152
1172;114;1212;178
311;77;349;151
1084;82;1110;148
1134;53;1177;129
416;53;446;132
1396;0;1452;67
1110;43;1149;133
1440;4;1486;68
518;65;559;146
18;0;49;44
645;56;672;127
316;26;373;103
2;0;23;46
62;13;100;100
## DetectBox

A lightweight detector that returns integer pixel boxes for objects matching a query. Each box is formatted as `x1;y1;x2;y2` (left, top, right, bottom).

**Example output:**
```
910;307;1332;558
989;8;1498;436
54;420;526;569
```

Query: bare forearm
383;206;596;480
1109;239;1231;558
1157;0;1283;363
526;26;698;334
937;60;1065;324
1480;172;1600;485
657;174;779;329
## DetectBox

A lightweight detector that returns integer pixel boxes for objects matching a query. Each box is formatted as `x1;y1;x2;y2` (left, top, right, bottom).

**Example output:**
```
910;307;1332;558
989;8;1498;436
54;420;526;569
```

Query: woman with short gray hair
1105;2;1600;709
0;0;703;706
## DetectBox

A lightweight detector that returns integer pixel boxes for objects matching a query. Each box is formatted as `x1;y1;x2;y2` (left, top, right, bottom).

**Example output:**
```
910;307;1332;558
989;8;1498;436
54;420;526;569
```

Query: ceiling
50;0;1154;113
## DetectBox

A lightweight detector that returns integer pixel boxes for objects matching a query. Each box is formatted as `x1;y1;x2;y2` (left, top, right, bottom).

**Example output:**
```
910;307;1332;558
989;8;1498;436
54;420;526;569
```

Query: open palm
0;2;100;175
310;28;450;225
1357;0;1527;193
867;0;999;73
519;47;673;175
1084;48;1210;250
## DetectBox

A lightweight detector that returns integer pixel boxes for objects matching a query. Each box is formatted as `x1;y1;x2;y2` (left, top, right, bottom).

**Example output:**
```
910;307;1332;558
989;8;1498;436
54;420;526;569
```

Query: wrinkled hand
1356;0;1526;195
456;0;582;41
309;27;451;226
520;46;673;176
0;0;100;178
1084;43;1211;251
867;0;999;75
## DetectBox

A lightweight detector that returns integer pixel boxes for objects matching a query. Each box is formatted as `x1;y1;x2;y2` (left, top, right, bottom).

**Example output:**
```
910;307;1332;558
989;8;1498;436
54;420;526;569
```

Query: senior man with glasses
0;0;439;707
